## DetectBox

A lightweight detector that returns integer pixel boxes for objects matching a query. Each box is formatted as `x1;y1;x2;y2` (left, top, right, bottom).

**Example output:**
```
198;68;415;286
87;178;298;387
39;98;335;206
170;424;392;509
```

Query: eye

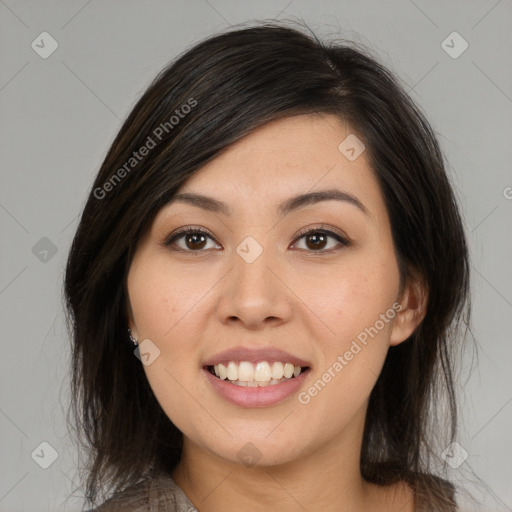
291;225;349;252
164;226;220;252
164;224;349;253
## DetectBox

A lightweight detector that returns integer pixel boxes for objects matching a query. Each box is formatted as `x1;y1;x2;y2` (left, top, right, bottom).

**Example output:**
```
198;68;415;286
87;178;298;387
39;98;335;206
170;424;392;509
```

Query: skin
127;113;428;512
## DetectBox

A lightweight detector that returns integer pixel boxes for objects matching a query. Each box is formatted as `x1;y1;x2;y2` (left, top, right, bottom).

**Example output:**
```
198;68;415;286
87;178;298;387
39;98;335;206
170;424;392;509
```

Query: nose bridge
232;233;277;296
216;232;291;326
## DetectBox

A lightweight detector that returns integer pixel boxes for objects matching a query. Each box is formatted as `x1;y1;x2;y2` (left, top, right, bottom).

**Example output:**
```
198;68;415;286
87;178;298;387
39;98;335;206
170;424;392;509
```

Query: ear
125;287;138;338
389;270;428;347
127;318;139;342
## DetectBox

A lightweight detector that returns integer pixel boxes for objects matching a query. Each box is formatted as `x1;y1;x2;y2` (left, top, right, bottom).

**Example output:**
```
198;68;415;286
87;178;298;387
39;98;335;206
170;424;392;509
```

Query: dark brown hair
64;19;470;510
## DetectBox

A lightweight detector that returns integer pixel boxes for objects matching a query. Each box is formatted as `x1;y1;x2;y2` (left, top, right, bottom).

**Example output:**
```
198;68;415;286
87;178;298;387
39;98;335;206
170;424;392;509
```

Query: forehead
157;113;387;222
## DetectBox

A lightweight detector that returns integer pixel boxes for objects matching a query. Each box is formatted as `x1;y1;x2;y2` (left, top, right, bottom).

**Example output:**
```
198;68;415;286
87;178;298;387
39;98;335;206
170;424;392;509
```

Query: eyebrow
167;188;370;218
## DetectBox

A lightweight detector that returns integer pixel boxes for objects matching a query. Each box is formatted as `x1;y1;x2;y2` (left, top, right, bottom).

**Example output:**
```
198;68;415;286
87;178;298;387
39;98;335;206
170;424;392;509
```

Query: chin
204;434;305;469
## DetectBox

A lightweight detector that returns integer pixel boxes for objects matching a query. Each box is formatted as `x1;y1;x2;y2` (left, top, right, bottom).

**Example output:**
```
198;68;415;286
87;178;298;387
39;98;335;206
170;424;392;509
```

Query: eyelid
292;224;349;246
163;224;350;252
163;225;218;247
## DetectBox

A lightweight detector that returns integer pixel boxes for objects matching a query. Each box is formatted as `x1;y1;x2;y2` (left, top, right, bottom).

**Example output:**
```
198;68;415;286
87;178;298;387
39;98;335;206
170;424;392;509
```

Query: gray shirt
88;473;483;511
88;474;198;512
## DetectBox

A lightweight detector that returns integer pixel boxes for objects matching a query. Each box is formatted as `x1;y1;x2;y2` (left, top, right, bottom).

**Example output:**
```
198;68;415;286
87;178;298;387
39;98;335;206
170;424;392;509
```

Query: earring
128;328;138;346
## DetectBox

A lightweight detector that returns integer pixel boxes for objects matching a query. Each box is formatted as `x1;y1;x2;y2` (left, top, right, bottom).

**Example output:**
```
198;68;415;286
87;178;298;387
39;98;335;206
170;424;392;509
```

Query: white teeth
238;361;254;381
211;360;306;385
254;362;272;382
226;361;238;381
283;363;294;378
218;363;227;380
271;362;284;380
231;378;292;387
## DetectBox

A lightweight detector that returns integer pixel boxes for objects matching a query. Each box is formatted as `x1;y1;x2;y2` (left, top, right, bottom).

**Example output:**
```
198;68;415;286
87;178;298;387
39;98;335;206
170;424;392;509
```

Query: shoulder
85;473;195;512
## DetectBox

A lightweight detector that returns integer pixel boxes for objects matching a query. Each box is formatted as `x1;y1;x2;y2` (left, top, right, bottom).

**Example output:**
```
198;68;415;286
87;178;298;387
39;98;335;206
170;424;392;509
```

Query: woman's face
127;113;421;467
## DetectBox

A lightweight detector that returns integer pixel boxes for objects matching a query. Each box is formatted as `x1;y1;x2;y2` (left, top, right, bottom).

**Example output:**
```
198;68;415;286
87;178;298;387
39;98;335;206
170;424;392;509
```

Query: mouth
202;346;313;405
204;361;312;387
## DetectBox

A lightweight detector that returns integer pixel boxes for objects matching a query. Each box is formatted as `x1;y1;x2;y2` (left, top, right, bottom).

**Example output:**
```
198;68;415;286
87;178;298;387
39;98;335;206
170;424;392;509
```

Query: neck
170;405;413;512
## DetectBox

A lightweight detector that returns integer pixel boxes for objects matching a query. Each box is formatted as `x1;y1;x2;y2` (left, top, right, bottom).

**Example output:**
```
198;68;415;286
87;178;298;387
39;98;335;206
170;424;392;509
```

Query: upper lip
203;346;311;368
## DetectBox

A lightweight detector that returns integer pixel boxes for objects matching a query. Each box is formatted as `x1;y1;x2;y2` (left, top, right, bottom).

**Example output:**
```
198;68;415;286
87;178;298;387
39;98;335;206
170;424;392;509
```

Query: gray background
1;1;511;511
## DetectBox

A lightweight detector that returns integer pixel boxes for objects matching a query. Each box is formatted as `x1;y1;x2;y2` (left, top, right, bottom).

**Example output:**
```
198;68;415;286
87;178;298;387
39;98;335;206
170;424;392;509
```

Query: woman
65;20;471;511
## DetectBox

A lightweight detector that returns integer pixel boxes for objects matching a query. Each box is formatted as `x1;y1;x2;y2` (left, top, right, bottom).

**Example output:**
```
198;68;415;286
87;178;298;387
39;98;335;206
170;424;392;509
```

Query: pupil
188;234;206;249
307;233;326;250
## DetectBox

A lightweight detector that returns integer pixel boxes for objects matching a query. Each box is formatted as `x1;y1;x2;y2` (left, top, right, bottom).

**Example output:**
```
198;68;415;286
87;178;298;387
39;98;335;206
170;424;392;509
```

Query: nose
216;240;293;330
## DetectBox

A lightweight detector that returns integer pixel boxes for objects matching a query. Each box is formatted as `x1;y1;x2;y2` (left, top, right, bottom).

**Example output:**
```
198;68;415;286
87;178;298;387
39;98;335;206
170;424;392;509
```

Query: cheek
128;254;207;340
295;266;397;433
295;250;399;404
301;250;399;341
127;255;214;418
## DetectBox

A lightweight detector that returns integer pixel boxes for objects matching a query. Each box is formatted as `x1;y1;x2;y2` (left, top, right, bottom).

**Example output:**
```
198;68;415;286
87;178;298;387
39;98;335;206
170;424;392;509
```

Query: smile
206;361;310;387
203;362;312;407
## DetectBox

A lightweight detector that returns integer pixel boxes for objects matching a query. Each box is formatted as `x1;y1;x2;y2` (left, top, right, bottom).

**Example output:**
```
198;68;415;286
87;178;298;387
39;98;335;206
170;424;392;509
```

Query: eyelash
164;225;349;254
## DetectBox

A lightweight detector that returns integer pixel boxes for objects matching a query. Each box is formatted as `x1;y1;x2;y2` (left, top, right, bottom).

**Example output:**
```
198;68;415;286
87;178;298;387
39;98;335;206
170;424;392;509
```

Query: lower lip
203;368;311;408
